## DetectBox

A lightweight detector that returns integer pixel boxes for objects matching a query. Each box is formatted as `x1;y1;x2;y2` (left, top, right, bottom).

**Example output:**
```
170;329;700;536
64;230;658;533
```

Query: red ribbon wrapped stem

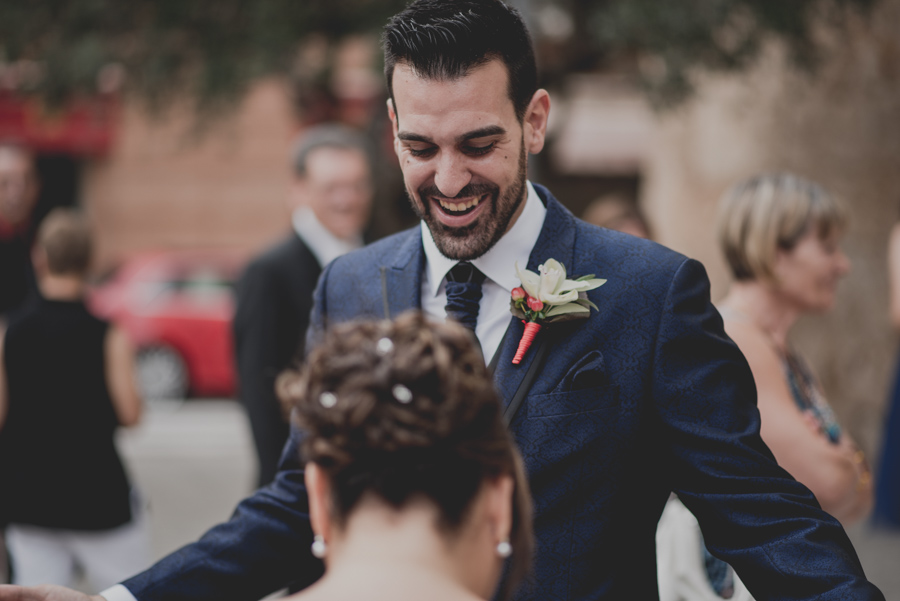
512;321;542;365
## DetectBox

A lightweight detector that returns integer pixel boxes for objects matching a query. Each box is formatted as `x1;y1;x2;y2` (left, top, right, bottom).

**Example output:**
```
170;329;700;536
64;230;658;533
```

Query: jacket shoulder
573;218;692;282
325;226;420;278
311;227;421;327
248;234;315;271
239;235;319;291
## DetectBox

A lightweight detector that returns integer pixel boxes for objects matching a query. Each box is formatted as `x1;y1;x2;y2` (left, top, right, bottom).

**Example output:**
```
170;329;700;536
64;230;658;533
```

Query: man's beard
408;142;527;261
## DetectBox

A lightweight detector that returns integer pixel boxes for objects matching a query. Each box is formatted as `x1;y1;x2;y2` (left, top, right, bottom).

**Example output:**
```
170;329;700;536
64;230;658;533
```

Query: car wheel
136;346;189;401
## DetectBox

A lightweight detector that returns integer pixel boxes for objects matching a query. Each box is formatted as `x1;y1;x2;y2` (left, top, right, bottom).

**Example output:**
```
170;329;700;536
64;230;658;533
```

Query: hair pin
376;337;394;356
392;384;413;404
319;392;337;408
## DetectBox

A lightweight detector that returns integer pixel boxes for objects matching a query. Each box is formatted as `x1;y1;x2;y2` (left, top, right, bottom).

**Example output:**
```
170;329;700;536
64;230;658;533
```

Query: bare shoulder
721;318;787;396
722;319;774;362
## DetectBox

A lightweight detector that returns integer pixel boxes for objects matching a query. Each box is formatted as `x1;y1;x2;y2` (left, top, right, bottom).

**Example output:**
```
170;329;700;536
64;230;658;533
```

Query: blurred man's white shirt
293;206;362;267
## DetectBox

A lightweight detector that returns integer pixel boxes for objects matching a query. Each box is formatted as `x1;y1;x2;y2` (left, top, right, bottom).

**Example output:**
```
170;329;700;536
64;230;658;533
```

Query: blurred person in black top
0;208;150;589
0;142;39;325
233;124;373;487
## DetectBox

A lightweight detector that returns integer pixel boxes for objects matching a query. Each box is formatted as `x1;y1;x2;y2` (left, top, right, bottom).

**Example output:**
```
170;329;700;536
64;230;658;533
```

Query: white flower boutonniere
509;259;606;364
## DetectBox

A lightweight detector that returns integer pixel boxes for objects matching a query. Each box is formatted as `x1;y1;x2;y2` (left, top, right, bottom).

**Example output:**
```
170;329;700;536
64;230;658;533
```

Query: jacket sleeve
120;268;333;601
120;426;321;601
652;257;883;601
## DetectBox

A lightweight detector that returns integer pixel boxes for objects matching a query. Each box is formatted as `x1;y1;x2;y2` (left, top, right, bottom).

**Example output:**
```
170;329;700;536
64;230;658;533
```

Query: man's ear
523;89;551;155
305;463;332;544
387;98;401;158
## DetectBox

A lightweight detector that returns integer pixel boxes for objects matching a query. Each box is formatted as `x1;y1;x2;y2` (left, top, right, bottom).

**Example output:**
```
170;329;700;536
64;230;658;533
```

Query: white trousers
6;508;151;591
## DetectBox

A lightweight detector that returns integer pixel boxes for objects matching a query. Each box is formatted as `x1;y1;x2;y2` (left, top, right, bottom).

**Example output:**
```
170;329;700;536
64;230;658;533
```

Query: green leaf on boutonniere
545;303;590;318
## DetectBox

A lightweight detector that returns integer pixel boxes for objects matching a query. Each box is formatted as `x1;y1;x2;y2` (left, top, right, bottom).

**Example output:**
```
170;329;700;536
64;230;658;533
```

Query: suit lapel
494;186;577;414
380;229;425;319
382;191;579;419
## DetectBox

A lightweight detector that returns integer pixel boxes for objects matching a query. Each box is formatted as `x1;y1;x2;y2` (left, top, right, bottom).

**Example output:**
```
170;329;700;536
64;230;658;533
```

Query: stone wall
642;0;900;455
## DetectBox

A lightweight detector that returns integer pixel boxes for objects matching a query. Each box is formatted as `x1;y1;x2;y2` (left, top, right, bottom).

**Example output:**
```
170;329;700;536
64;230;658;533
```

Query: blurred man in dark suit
232;125;373;487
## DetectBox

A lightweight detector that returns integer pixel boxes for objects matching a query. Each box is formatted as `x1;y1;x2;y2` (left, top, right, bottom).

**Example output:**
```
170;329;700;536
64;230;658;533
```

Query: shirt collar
421;181;546;297
292;207;363;267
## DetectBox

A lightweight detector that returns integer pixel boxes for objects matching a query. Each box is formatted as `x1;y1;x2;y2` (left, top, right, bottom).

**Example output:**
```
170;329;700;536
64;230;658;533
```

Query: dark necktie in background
444;261;486;332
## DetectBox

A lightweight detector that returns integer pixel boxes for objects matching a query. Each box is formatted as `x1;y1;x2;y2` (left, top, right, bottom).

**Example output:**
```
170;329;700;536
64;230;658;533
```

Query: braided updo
279;311;532;595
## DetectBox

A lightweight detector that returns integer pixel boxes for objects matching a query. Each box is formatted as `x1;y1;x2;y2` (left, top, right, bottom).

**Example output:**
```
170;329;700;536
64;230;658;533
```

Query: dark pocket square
557;350;607;392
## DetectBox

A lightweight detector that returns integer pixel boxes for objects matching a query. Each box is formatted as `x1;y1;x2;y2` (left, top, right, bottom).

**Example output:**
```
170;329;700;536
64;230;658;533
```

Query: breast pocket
524;387;611;418
555;349;607;393
514;386;623;491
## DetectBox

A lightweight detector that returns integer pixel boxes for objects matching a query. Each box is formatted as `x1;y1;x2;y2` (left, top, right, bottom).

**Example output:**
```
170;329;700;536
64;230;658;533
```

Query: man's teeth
438;195;482;213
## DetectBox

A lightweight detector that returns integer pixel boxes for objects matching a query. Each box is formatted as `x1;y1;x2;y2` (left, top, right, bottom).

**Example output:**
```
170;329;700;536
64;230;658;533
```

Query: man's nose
332;183;367;203
433;154;472;199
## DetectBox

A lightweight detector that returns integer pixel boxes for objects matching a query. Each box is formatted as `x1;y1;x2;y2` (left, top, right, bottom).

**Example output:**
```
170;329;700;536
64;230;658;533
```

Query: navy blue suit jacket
124;185;882;601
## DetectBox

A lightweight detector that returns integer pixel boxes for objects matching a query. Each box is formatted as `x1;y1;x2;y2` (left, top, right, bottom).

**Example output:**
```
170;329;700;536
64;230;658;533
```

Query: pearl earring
496;539;512;558
311;534;327;559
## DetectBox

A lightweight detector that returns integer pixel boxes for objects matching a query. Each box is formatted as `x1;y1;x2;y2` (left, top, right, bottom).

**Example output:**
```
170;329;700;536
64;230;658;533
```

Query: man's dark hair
383;0;537;122
292;123;372;177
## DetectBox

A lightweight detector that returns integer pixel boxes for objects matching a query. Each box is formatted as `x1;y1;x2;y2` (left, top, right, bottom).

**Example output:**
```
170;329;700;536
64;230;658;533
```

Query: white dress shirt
100;182;546;601
292;206;363;267
420;181;546;362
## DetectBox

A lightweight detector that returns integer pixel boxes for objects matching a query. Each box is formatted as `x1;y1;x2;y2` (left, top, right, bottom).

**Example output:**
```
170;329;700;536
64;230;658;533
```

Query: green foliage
582;0;879;106
0;0;881;111
0;0;407;112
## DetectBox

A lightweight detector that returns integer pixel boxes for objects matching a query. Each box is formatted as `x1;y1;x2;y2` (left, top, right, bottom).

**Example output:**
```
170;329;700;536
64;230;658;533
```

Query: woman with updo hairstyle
277;311;532;601
657;173;871;601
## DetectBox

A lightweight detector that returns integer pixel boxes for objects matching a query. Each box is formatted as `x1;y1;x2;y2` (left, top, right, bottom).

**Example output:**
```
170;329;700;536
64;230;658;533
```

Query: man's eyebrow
397;132;433;143
396;125;507;145
458;125;506;142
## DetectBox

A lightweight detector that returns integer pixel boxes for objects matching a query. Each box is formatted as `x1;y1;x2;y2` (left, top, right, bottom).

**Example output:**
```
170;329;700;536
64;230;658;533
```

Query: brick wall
82;79;299;273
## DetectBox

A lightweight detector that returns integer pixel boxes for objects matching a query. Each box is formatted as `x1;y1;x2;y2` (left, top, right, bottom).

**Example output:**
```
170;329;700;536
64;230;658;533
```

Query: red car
88;249;246;400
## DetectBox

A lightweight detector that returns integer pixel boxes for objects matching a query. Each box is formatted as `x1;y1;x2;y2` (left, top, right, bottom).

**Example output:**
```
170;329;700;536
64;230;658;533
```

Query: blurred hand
0;585;104;601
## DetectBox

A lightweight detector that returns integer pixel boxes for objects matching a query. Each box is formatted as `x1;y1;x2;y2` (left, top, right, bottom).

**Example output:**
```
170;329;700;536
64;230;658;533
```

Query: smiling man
389;58;537;262
0;2;885;601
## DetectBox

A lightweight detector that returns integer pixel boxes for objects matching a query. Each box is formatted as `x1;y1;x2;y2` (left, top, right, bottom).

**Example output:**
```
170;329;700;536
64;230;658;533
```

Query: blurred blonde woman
278;312;533;601
717;172;871;525
658;173;871;601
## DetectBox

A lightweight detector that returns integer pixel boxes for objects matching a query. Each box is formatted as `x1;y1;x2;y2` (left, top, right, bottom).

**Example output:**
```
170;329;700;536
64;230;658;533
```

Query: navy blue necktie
444;262;486;332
